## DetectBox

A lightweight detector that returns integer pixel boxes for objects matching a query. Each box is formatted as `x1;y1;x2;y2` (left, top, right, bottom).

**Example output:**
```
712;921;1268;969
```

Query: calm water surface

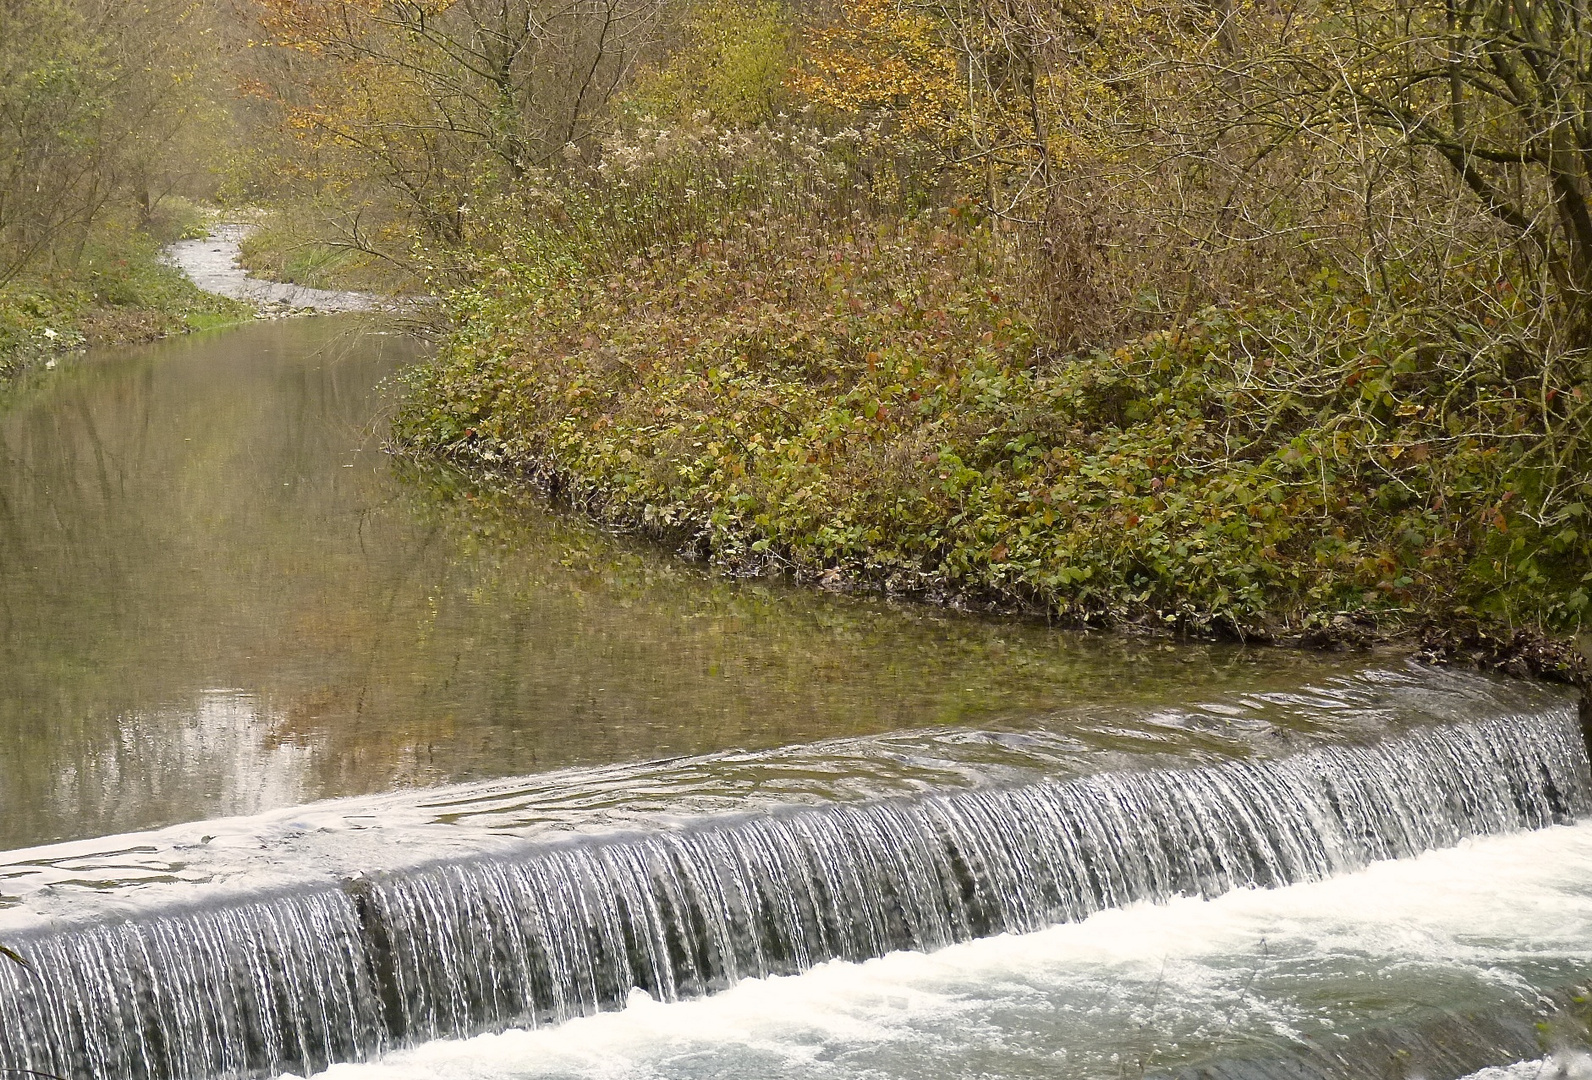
0;318;1559;850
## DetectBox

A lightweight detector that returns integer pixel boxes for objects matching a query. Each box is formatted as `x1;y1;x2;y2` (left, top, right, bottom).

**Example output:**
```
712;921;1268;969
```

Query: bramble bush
383;0;1592;642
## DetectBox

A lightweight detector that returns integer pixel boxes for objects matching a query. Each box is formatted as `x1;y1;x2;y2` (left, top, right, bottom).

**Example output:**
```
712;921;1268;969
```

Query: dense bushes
397;206;1590;634
1;0;254;378
372;0;1592;642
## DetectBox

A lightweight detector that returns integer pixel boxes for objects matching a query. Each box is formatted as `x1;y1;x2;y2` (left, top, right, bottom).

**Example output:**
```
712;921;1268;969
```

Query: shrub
397;204;1591;634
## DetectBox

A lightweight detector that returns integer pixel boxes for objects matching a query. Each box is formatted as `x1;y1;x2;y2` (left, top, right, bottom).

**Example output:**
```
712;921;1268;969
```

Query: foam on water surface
0;706;1586;1080
296;819;1592;1080
1466;1056;1592;1080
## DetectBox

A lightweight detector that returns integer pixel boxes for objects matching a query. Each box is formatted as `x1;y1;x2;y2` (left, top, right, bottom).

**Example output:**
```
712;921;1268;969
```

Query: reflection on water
0;319;1567;849
48;689;314;834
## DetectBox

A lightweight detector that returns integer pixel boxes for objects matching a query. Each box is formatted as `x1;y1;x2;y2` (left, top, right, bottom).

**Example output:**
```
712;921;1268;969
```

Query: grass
236;209;407;293
0;216;255;380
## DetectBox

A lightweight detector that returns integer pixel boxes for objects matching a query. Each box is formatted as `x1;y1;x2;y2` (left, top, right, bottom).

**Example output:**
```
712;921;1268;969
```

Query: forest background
3;0;1591;664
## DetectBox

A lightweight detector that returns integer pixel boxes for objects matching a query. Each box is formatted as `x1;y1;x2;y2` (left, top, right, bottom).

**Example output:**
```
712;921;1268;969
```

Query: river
0;292;1587;1079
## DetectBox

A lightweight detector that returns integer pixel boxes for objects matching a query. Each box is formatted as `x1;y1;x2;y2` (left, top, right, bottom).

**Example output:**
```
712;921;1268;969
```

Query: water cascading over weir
1;709;1588;1080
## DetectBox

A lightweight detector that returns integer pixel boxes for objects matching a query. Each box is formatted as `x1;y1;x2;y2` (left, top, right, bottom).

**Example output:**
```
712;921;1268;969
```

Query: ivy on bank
396;222;1591;637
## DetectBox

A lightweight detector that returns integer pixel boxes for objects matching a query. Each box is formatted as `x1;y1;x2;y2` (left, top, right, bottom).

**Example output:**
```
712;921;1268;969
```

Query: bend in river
0;316;1587;1080
162;224;382;313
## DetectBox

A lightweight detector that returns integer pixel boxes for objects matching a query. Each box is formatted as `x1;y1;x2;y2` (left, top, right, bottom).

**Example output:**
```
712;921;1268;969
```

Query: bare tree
250;0;668;255
1210;0;1592;346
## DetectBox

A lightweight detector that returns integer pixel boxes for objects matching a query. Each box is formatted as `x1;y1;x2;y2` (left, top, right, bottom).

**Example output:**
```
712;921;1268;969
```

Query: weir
1;709;1588;1080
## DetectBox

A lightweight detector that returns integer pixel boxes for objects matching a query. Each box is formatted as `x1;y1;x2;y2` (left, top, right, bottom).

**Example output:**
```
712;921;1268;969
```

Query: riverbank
1;218;404;386
392;218;1589;681
0;232;254;384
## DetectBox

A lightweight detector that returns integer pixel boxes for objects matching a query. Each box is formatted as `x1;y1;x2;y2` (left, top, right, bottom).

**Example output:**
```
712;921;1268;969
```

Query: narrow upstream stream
0;266;1587;1079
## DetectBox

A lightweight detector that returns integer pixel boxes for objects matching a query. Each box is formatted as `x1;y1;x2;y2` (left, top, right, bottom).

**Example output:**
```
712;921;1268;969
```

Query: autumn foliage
239;0;1592;638
790;0;960;135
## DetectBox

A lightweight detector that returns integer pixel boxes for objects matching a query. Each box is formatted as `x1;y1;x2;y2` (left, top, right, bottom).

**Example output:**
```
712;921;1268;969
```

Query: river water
162;225;381;313
0;316;1587;1080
